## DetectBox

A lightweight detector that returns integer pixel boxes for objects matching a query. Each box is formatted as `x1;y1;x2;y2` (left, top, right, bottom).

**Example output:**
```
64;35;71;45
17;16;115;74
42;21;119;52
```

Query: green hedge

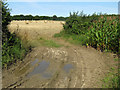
2;1;29;68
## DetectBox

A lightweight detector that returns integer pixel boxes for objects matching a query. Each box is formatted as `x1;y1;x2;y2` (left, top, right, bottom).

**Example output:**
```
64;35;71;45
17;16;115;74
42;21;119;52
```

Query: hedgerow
2;1;29;68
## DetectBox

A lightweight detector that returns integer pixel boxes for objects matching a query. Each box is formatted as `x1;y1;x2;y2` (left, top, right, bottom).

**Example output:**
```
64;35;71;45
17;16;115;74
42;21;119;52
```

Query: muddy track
2;21;118;88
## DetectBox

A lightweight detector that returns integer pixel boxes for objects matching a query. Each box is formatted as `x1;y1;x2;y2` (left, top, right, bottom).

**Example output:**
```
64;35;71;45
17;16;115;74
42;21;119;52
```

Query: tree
25;15;33;20
53;15;57;20
34;15;40;20
1;0;11;43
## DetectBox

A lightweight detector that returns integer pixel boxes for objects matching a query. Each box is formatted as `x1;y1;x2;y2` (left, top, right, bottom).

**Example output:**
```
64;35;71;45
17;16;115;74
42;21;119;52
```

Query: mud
63;64;73;73
3;46;117;88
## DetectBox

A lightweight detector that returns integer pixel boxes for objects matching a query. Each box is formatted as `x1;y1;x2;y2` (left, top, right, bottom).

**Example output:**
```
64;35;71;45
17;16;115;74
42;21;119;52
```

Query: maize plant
86;15;119;52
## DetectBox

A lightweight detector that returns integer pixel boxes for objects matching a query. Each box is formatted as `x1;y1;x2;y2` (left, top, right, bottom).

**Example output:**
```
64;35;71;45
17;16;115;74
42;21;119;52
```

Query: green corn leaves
86;15;119;52
63;11;119;53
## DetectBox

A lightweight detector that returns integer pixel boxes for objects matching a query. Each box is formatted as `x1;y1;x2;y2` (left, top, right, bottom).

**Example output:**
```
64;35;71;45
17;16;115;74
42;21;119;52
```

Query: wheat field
8;20;65;42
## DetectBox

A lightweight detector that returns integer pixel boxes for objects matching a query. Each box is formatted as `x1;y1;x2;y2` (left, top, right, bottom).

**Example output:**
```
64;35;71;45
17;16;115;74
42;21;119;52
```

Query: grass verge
54;30;88;46
29;37;63;48
102;67;119;88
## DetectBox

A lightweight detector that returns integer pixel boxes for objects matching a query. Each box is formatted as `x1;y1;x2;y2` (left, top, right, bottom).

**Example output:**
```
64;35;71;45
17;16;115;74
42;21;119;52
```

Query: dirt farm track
2;20;118;88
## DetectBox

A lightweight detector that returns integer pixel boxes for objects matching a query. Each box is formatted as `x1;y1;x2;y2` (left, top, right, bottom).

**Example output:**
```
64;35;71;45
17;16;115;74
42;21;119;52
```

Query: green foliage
54;31;66;38
54;31;88;45
11;14;67;21
38;37;63;48
2;34;27;67
2;1;28;68
102;69;119;88
29;37;63;48
53;15;57;20
86;15;119;53
2;0;11;43
63;11;99;34
63;11;119;53
2;1;11;29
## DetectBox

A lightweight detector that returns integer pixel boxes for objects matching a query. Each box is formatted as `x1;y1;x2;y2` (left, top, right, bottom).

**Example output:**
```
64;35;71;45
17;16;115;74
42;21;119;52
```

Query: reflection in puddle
42;72;52;79
31;59;39;66
28;60;50;77
27;59;74;79
63;64;73;73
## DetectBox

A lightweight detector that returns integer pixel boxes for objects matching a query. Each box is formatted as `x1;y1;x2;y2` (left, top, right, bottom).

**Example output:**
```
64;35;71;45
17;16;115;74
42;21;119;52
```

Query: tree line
11;15;68;21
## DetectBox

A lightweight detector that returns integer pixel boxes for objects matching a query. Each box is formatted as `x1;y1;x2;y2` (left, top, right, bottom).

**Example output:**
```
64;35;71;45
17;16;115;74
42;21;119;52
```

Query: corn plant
86;15;119;52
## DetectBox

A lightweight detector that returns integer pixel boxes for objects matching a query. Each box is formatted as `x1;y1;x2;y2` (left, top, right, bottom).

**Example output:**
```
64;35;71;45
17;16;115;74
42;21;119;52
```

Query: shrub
63;11;99;35
1;1;28;68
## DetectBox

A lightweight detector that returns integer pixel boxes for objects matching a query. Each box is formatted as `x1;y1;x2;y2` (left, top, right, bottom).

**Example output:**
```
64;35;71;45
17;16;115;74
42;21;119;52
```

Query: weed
2;34;29;68
102;67;119;88
43;39;62;48
114;58;119;61
30;37;63;48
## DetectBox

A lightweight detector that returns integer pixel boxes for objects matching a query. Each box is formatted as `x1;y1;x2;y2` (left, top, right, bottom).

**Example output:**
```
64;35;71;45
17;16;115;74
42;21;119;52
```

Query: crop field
7;20;65;48
8;20;65;39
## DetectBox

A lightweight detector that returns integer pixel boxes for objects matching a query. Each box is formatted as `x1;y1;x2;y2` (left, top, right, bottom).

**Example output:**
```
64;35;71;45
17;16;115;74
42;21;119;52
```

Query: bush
1;1;28;68
2;0;11;44
63;11;99;34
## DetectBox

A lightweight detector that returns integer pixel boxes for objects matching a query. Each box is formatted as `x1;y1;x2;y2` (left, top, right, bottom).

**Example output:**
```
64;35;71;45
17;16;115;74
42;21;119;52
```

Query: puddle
28;60;50;77
31;59;39;66
42;72;52;79
63;64;73;73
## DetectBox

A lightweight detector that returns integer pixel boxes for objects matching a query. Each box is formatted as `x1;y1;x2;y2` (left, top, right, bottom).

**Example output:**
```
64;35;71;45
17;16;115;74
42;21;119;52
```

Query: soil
2;21;118;88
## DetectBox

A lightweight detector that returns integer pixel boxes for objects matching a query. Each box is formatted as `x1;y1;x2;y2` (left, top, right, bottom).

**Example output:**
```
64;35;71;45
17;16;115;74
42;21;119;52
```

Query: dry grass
8;20;65;46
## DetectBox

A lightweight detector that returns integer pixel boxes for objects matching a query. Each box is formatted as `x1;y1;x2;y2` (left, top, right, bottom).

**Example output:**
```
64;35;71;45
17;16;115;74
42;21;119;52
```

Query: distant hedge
11;14;68;21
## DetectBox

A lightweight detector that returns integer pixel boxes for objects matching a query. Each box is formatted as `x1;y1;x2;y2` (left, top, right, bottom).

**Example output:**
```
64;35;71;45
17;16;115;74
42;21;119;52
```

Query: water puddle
27;59;74;79
28;60;50;77
63;64;73;73
42;72;52;79
31;59;39;66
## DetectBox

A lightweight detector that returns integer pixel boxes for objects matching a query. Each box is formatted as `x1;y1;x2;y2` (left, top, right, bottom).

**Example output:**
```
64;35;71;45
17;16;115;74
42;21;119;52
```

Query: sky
7;0;120;2
7;0;119;17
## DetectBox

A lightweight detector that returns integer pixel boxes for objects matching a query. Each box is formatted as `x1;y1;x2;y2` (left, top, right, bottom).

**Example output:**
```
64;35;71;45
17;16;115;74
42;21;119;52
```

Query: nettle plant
86;15;119;52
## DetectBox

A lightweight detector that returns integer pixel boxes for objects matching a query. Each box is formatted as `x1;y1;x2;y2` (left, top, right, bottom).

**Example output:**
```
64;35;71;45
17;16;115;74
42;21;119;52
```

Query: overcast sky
7;0;119;17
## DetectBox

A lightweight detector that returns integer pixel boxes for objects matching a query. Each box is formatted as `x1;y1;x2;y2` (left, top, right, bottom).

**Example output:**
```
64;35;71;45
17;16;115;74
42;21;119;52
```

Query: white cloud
8;0;120;2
